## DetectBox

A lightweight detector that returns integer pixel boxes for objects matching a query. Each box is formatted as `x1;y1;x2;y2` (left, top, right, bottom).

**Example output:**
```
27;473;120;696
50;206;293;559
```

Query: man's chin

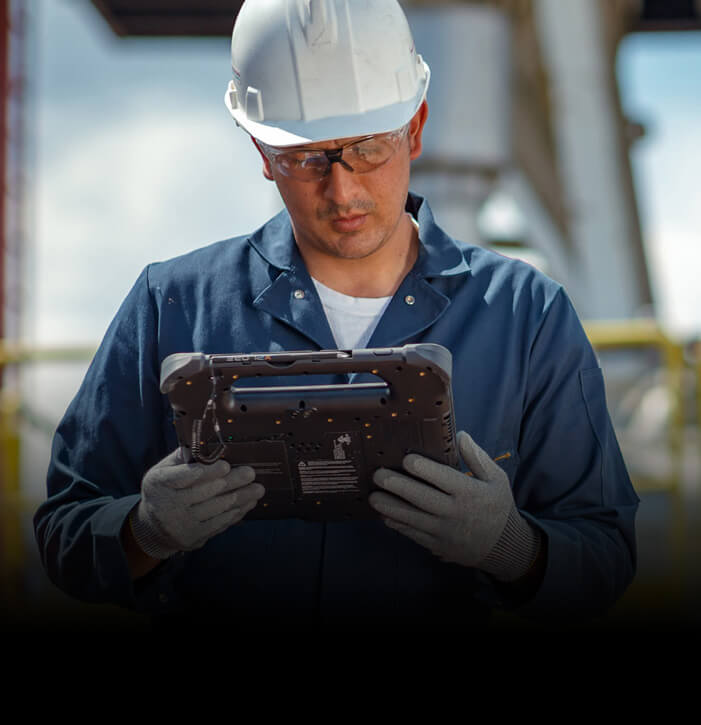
328;235;385;261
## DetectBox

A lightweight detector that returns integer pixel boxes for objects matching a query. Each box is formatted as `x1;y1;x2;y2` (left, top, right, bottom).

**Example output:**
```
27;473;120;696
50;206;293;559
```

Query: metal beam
88;0;701;36
633;0;701;31
89;1;244;36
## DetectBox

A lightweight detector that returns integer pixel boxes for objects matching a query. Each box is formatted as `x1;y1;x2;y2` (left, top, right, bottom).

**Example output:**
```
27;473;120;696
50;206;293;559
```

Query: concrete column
533;0;648;319
406;4;512;247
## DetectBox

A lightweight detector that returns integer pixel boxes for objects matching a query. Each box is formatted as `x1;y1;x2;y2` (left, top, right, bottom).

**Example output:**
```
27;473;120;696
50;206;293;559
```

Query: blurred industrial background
1;0;700;631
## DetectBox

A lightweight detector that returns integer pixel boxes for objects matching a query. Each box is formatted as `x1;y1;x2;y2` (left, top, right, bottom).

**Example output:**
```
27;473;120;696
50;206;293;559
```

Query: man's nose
322;159;362;205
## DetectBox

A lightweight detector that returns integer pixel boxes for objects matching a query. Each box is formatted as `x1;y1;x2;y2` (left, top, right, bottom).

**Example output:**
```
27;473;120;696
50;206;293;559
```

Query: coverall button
293;289;305;300
404;295;416;305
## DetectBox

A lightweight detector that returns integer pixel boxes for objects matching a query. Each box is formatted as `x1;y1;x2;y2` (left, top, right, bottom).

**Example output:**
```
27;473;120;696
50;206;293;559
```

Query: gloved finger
191;497;263;547
155;446;200;470
220;481;266;510
368;490;441;535
143;450;216;490
182;460;255;491
178;466;258;505
400;453;468;495
157;458;231;493
177;473;229;505
176;446;193;464
181;471;263;506
181;464;256;502
197;481;265;519
223;465;257;489
456;431;505;483
191;490;240;522
373;467;453;515
382;517;441;554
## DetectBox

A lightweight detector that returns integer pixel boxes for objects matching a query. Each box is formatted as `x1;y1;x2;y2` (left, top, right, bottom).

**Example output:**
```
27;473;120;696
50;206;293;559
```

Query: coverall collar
248;192;470;349
247;192;471;279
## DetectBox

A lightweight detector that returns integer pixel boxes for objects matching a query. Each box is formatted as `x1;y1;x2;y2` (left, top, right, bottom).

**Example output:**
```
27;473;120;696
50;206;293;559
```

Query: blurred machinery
78;0;699;321
1;0;697;353
79;0;701;478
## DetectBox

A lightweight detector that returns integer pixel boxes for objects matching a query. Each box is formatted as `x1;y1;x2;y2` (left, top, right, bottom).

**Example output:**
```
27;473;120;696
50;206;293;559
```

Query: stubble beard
313;200;406;261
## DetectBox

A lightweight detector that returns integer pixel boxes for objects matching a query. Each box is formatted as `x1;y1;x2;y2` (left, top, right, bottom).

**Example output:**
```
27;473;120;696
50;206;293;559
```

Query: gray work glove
128;448;265;560
369;431;541;582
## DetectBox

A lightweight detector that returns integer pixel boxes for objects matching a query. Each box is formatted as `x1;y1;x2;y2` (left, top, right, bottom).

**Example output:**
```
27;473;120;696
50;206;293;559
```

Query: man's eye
349;141;385;162
280;153;325;169
300;155;328;170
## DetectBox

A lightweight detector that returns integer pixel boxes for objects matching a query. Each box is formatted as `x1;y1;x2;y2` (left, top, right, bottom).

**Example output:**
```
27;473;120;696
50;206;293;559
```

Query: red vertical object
0;0;8;369
0;0;24;383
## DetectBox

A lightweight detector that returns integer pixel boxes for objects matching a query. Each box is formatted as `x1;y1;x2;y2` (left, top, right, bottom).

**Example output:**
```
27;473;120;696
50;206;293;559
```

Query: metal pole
1;0;8;368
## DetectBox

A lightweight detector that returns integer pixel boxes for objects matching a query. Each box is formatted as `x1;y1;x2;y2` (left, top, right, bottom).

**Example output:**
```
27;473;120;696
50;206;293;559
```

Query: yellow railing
0;343;96;601
583;317;689;490
583;318;698;605
0;391;22;600
1;330;699;609
0;341;96;485
0;342;97;366
692;341;701;446
0;329;697;498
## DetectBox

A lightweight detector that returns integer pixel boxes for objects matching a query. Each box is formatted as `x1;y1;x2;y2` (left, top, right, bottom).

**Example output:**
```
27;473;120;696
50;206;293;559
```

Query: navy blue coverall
34;193;639;629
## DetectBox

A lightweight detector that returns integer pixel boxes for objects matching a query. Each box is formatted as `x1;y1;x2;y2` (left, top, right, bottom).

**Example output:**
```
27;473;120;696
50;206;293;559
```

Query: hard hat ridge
225;0;430;148
298;0;338;48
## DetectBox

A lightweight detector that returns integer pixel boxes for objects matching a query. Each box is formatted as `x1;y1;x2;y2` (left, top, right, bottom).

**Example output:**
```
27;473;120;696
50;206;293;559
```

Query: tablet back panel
161;344;458;521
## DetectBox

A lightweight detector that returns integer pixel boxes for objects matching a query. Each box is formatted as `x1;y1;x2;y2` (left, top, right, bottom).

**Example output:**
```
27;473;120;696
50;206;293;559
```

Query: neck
299;213;419;298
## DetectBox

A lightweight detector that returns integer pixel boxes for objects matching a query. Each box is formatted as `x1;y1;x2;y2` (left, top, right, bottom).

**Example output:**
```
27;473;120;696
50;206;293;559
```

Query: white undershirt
312;277;392;350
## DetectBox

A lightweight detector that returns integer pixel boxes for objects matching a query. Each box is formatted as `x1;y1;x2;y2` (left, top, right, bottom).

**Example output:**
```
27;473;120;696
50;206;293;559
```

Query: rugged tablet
160;343;459;521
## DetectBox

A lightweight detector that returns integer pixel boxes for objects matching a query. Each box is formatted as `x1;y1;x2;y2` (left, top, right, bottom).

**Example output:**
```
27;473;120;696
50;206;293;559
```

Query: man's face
254;103;428;263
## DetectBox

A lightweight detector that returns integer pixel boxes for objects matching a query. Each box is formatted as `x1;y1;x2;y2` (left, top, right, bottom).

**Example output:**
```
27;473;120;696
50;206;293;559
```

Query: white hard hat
224;0;431;147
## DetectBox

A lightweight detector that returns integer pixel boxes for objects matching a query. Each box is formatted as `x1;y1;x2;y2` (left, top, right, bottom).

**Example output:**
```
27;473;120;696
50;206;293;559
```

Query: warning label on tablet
297;432;362;495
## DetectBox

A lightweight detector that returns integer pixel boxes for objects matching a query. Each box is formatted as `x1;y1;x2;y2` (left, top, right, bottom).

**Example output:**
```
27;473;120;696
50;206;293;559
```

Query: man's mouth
330;214;368;232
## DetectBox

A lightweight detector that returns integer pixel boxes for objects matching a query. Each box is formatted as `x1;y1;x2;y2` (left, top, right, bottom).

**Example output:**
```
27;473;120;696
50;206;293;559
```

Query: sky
26;0;284;345
19;0;701;347
616;30;701;339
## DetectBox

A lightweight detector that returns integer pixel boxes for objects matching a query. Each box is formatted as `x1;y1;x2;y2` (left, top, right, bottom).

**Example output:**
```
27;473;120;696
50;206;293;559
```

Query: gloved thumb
457;431;504;483
154;446;192;467
177;445;193;464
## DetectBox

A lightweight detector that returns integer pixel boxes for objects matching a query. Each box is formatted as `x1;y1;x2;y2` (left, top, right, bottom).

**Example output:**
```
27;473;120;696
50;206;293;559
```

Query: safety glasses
259;125;409;182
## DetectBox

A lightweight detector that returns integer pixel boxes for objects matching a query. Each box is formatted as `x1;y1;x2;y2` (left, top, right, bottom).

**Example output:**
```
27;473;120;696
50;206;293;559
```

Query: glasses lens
275;151;329;180
268;126;407;181
344;137;395;172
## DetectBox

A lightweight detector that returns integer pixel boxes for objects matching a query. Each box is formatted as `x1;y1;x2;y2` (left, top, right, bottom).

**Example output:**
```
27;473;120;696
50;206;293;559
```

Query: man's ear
408;100;429;161
251;137;274;181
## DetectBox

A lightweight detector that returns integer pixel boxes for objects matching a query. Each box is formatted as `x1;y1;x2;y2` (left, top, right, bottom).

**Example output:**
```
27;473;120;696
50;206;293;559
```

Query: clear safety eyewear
259;125;409;182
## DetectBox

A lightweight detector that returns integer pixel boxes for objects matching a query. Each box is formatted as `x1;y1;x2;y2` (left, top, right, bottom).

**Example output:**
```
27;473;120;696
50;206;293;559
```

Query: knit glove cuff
480;506;542;582
128;504;179;561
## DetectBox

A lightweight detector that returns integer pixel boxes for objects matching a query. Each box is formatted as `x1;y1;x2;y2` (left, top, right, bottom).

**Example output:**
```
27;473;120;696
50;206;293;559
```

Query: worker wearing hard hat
34;0;638;630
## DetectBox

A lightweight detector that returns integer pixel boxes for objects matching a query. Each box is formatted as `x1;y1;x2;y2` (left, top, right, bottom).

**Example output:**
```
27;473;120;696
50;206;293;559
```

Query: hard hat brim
225;65;430;148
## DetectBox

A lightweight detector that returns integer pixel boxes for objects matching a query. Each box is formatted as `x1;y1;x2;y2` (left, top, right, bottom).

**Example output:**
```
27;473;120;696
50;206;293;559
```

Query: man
34;0;638;630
